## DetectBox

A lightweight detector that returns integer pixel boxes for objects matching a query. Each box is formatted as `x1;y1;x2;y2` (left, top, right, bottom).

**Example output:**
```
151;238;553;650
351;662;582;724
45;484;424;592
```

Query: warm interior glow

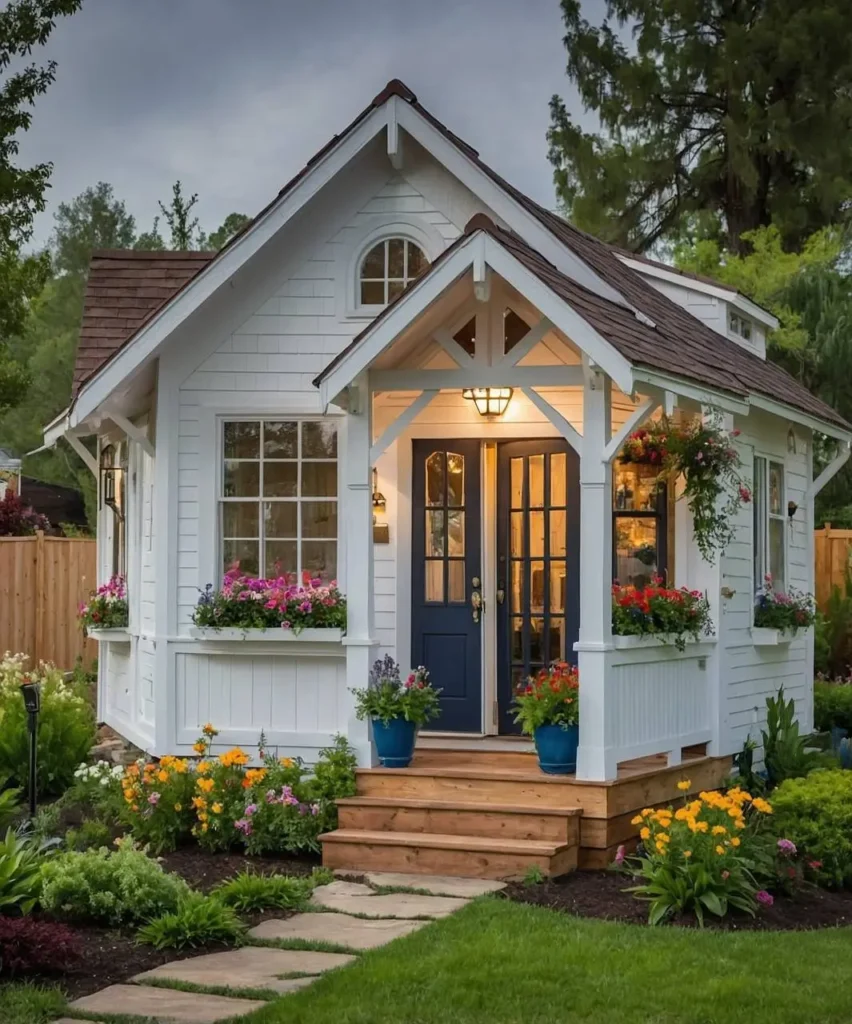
462;386;513;416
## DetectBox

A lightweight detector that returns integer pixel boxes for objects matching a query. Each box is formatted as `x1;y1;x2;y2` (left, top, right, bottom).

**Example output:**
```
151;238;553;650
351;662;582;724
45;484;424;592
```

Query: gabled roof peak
372;79;417;105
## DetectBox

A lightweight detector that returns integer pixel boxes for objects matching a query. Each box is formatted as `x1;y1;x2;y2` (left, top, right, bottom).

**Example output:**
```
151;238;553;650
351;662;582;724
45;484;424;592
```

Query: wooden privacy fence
815;524;852;609
0;532;97;668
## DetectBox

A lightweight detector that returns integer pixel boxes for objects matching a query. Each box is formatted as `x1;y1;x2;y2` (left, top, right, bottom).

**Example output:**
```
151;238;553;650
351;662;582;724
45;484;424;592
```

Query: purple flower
148;792;160;805
756;890;774;906
777;838;797;856
614;844;626;866
234;818;253;836
310;803;320;816
265;788;277;804
244;803;258;817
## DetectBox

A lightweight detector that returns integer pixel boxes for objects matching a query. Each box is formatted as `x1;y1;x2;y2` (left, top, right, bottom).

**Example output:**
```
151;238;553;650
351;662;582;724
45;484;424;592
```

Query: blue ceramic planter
372;717;417;768
831;725;849;752
840;737;852;770
534;723;579;775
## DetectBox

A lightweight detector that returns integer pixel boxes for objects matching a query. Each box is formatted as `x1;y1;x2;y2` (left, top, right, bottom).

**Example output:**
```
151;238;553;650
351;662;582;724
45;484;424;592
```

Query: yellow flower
752;797;773;814
683;850;692;859
674;808;691;821
201;822;209;833
631;815;644;826
131;804;139;812
734;818;746;830
640;827;651;841
712;825;727;836
198;811;208;822
695;820;709;833
197;778;215;794
655;841;667;854
730;836;741;847
202;723;218;736
193;742;207;754
727;806;741;819
715;845;726;855
677;779;691;792
280;757;295;768
196;761;211;775
174;803;182;812
157;770;169;783
192;796;207;809
656;833;671;844
212;802;223;814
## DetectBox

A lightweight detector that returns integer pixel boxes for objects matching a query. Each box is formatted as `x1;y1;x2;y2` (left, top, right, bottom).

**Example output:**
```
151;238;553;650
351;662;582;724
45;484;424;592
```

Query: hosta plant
78;574;128;631
351;656;441;727
137;892;246;951
0;828;46;915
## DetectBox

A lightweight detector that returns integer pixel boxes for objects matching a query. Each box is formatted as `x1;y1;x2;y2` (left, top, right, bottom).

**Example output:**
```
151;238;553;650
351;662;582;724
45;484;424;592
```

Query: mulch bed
504;870;852;931
10;846;323;1001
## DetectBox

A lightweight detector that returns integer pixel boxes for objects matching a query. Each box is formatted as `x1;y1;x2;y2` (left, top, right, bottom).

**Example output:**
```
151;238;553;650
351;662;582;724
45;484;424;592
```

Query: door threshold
417;734;535;752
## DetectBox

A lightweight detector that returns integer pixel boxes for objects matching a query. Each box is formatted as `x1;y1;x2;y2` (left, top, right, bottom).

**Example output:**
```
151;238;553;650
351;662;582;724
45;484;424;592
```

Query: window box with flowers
612;578;714;652
512;662;579;774
78;575;130;642
751;576;815;646
190;570;346;644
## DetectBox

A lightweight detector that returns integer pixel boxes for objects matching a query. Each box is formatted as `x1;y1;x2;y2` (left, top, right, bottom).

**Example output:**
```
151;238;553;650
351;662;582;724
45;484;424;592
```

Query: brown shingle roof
73;250;214;395
71;80;847;431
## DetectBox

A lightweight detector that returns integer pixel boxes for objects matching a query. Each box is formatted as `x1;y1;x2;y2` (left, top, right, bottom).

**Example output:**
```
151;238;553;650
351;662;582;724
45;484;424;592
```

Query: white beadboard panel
174;651;347;745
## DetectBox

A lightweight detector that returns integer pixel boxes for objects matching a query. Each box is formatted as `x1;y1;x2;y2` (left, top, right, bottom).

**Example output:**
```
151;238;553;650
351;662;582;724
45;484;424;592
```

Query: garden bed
503;870;852;931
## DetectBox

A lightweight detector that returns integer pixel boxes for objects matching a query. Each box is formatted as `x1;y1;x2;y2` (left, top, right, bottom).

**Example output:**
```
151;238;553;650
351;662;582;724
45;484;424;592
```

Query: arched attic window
359;237;430;306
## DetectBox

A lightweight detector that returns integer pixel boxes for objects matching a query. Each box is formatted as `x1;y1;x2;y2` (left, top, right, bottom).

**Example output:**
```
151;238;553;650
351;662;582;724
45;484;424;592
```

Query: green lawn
0;982;66;1024
241;896;852;1024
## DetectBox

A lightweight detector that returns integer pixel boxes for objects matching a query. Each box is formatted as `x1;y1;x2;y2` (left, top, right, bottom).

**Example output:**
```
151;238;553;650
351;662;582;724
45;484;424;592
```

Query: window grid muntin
219;419;338;581
424;449;466;604
359;238;429;306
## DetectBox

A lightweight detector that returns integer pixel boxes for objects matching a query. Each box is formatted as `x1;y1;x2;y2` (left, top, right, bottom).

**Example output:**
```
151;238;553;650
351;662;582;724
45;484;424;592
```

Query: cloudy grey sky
19;0;603;248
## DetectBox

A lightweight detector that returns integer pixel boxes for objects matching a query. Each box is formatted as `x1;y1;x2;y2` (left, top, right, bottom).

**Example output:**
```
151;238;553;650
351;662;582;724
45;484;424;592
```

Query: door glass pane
302;541;337;580
265;541;297;578
550;565;566;613
549;618;565;662
614;517;658;587
223;539;259;576
530;618;544;663
549;510;566;557
510;458;523;508
224;422;259;459
614;463;658;511
224;461;259;497
447;510;465;556
769;518;785;588
223;502;259;538
529;511;544;557
448;561;465;603
769;462;784;515
262;462;297;497
530;561;545;613
302;501;337;539
511;512;524;556
511;561;524;613
426;510;445;557
529;455;544;508
264;502;297;538
302;421;337;458
425;560;443;602
550;452;566;507
511;619;523;660
263;422;297;458
446;452;464;506
301;462;337;497
426;452;445;505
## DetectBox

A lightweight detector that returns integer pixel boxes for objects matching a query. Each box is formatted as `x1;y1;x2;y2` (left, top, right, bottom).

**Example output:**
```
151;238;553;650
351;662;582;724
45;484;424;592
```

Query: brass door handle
496;580;505;605
471;589;483;623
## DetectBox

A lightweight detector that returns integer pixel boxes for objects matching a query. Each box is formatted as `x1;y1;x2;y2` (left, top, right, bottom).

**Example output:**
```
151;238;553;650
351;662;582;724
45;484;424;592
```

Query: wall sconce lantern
19;677;40;818
99;444;124;521
462;386;513;416
371;467;386;511
787;428;797;454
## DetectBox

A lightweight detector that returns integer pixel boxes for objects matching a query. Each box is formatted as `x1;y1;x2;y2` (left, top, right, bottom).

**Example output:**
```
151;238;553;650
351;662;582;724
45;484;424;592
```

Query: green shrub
64;819;113;852
39;840;189;926
772;770;852;888
0;828;46;915
0;655;96;797
137;893;246;950
213;871;313;913
815;570;852;679
814;679;852;732
0;781;21;831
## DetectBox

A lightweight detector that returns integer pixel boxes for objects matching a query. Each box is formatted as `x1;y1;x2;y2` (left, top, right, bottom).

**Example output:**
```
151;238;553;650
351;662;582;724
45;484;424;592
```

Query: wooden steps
321;829;578;880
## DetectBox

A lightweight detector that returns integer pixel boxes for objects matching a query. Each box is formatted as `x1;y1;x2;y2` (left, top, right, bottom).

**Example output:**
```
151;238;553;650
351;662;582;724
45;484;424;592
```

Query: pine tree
548;0;852;254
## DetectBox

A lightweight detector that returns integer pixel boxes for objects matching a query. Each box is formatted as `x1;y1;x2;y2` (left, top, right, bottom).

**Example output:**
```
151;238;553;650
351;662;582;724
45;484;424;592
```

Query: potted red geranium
512;662;579;774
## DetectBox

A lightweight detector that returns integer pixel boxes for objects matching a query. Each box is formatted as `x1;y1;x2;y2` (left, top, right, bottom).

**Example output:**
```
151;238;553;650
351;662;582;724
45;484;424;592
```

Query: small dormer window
359;238;429;306
729;311;753;341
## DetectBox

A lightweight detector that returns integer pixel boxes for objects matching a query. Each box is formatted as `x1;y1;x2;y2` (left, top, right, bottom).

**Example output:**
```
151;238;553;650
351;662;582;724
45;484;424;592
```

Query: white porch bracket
520;387;583;457
370;389;438;462
498;317;553;368
65;433;98;477
472;235;491;303
806;439;852;503
602;396;660;463
107;411;155;459
387;96;404;170
433;328;474;367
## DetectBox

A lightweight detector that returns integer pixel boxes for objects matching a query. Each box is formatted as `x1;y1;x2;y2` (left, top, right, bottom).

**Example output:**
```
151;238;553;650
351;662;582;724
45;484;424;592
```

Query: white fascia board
395;103;629;309
482;239;634;395
749;393;852;443
632;369;750;415
73;105;390;423
319;237;477;407
618;255;779;330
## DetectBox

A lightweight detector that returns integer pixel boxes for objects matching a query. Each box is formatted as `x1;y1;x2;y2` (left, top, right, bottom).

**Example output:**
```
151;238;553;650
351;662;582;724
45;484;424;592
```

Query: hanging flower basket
620;415;749;562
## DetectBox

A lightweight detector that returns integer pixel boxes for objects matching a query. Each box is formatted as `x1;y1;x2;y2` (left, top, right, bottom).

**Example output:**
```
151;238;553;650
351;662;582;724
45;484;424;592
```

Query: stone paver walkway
63;873;500;1023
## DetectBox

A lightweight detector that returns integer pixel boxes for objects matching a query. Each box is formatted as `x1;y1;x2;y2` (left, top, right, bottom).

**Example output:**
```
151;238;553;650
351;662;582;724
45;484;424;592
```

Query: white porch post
575;364;617;781
342;373;378;768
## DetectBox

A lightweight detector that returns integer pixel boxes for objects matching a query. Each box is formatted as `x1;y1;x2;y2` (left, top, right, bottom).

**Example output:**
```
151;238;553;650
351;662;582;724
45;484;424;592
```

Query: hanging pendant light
462;386;513;416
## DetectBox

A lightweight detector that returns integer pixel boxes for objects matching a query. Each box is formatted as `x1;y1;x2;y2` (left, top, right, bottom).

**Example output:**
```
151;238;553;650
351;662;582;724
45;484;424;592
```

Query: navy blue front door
411;440;482;732
496;440;580;735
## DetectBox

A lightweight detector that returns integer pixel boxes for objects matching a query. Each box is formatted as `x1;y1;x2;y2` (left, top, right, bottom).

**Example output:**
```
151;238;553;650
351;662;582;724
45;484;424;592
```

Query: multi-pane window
220;420;338;581
729;312;753;341
612;463;668;587
753;456;785;594
359;238;429;306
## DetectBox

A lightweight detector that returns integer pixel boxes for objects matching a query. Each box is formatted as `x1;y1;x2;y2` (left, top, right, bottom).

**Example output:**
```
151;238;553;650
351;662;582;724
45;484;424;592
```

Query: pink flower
721;870;730;880
614;844;626;866
244;803;258;817
265;789;277;804
808;860;823;871
777;838;797;856
756;890;774;906
148;792;160;805
738;485;751;503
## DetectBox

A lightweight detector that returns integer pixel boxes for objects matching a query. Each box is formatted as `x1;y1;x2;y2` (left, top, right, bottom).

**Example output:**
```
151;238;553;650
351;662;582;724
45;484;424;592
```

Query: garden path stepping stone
133;947;356;991
68;984;266;1023
362;871;507;898
250;912;427;949
312;882;469;919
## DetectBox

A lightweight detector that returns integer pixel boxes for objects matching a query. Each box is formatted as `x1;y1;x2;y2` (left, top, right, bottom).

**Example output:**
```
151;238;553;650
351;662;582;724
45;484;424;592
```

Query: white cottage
44;80;851;875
